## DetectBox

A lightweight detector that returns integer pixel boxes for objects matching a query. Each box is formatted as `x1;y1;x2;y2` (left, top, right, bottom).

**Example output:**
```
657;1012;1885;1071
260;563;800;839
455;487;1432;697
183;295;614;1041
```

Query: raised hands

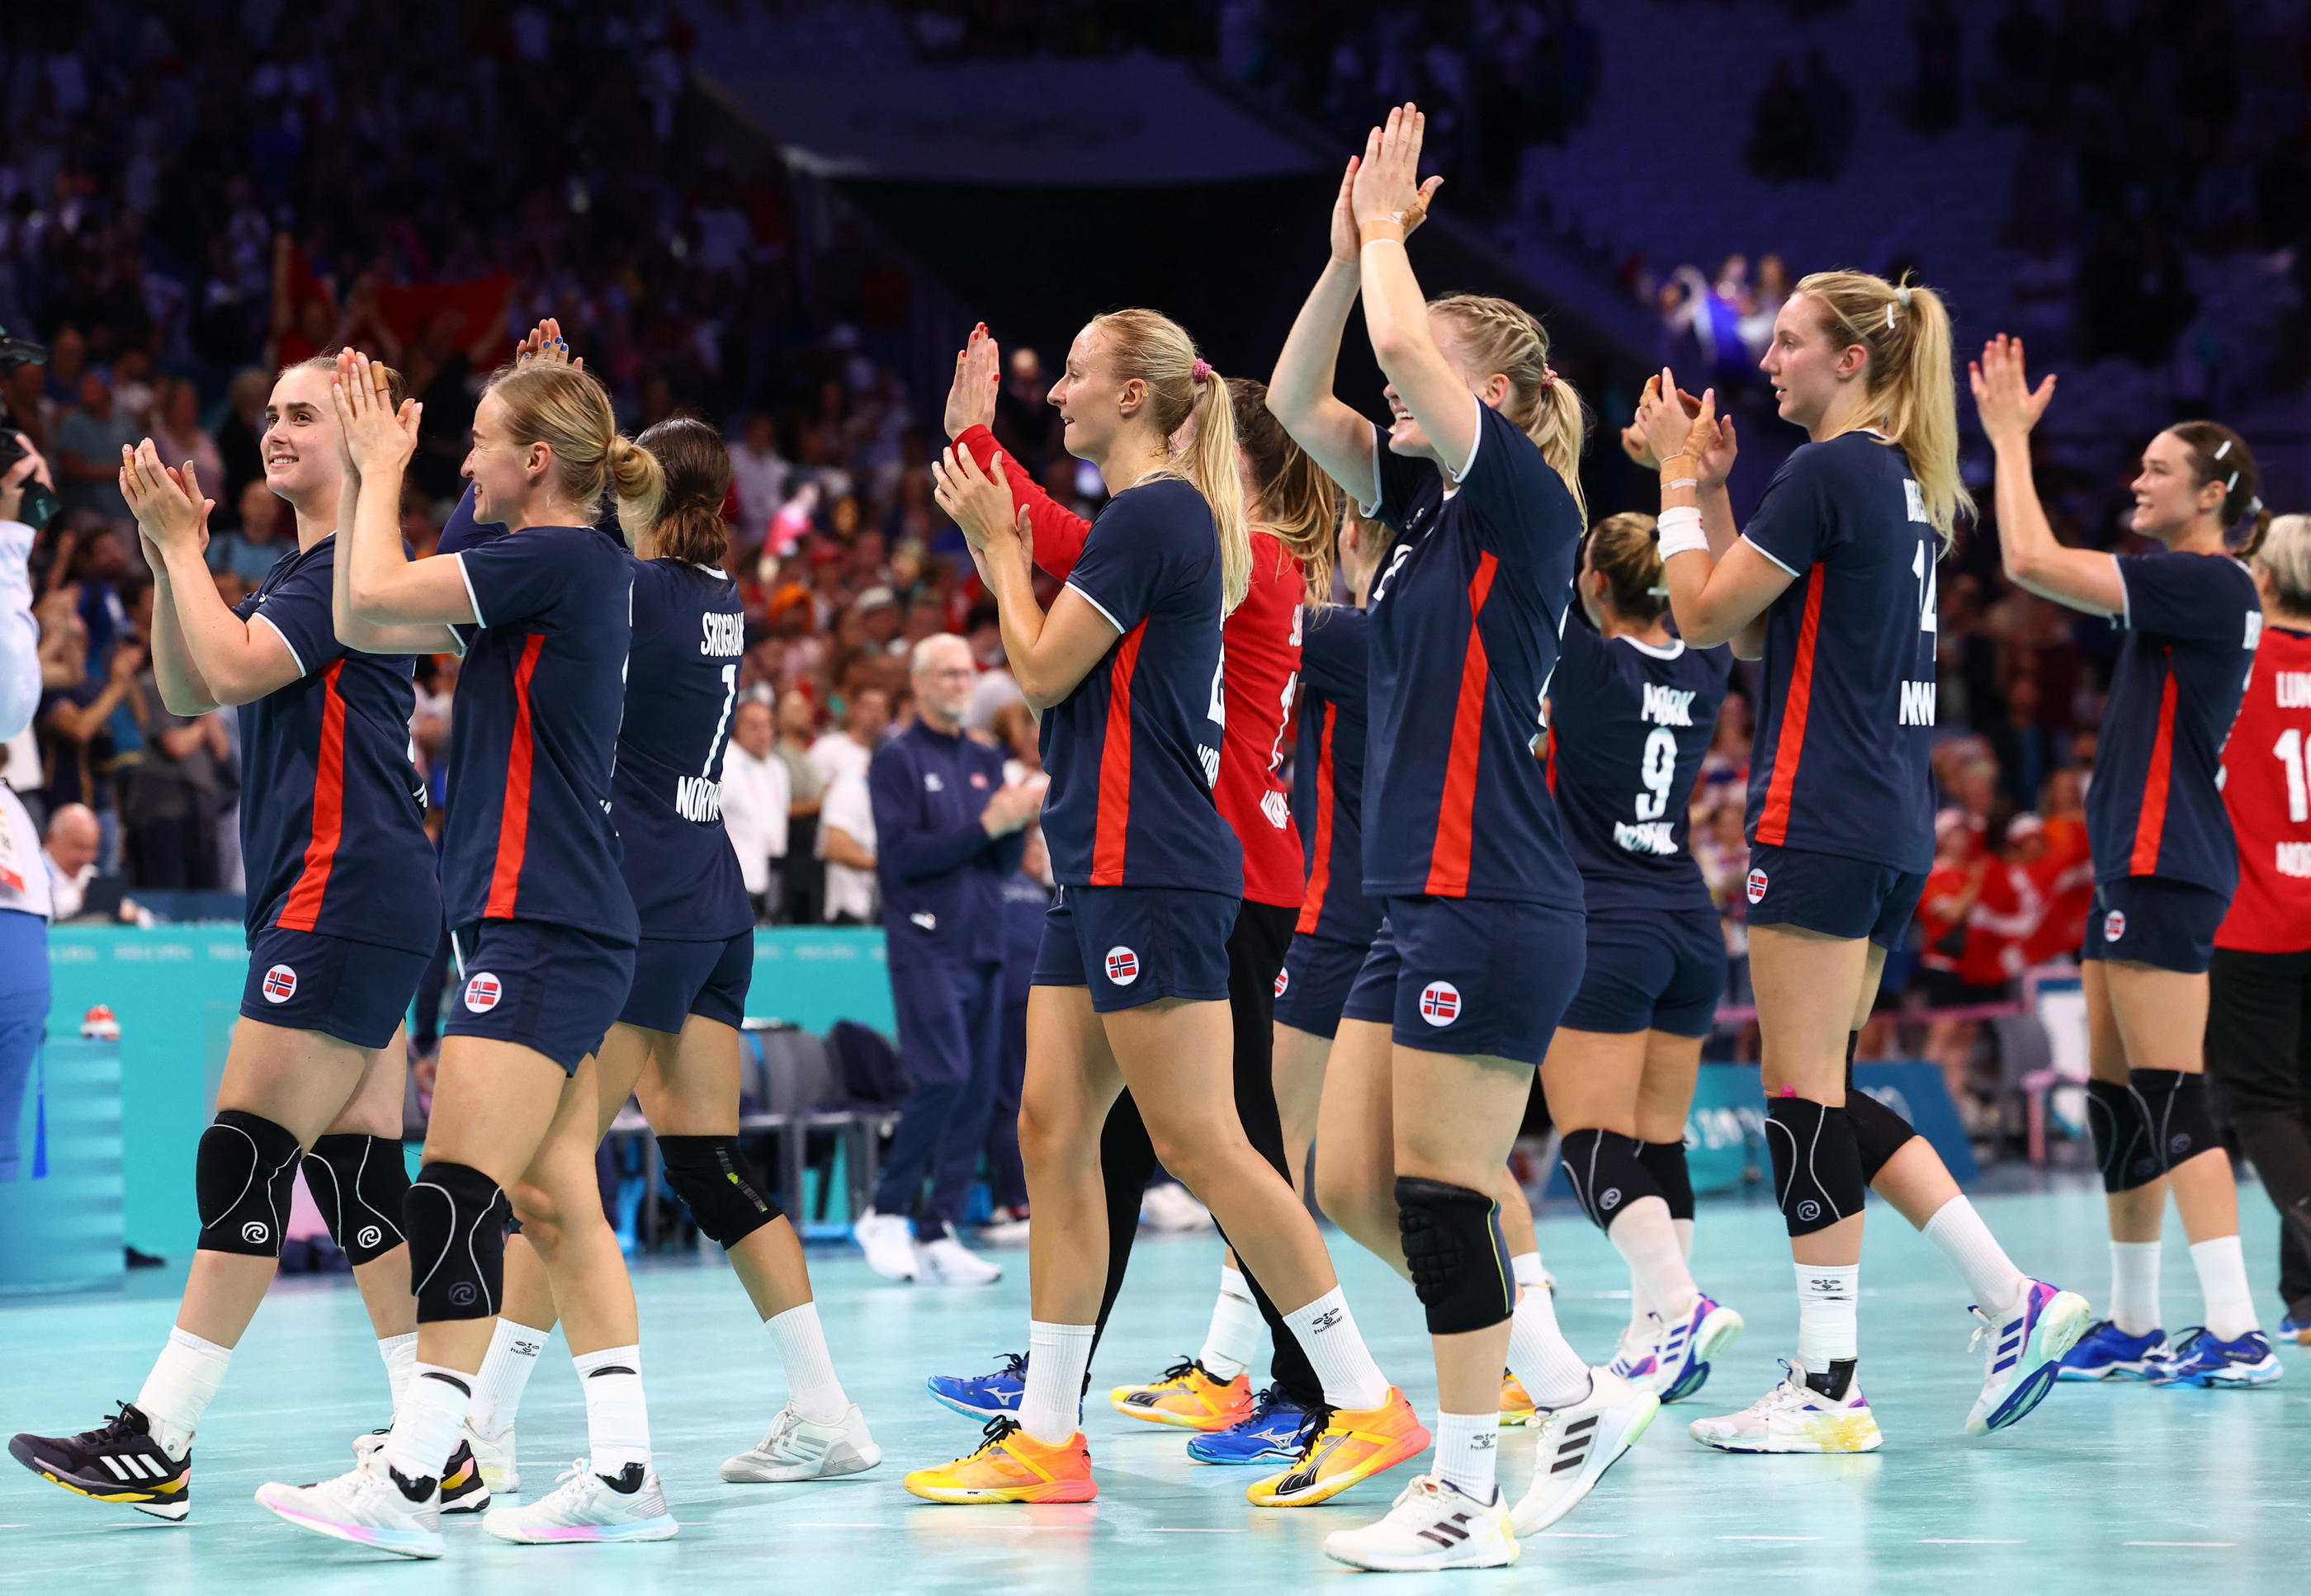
1968;335;2056;448
331;349;422;478
1633;369;1737;485
514;316;580;371
119;440;213;557
1350;103;1445;231
930;443;1028;566
943;322;1000;440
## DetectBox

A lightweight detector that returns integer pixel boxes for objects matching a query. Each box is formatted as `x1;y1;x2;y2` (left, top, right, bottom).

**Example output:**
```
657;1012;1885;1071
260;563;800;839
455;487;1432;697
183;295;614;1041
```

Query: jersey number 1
2277;726;2309;824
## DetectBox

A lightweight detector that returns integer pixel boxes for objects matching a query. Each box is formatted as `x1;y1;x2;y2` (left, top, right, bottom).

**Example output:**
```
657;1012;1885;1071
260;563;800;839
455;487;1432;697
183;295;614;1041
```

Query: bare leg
1312;1018;1408;1279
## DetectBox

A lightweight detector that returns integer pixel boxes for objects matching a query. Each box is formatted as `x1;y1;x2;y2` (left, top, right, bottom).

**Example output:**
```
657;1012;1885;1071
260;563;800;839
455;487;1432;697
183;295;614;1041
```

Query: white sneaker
1965;1279;2092;1435
1511;1368;1658;1535
466;1422;520;1493
918;1234;1003;1285
852;1209;919;1281
1139;1182;1215;1233
980;1209;1032;1245
256;1453;444;1560
721;1402;882;1482
481;1458;678;1544
1323;1474;1519;1571
1688;1360;1883;1453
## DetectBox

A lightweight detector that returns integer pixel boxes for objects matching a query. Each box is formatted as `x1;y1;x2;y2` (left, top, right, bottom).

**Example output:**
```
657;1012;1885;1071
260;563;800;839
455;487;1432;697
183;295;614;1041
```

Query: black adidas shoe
9;1403;192;1520
438;1438;491;1514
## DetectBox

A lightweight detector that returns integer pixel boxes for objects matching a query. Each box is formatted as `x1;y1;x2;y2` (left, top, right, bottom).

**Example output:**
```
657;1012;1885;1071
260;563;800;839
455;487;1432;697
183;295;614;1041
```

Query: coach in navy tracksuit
853;633;1045;1282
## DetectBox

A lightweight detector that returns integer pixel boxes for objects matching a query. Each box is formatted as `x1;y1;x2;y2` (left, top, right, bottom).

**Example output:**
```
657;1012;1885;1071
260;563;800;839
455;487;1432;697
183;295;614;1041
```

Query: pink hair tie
1542;364;1558;387
1192;359;1211;384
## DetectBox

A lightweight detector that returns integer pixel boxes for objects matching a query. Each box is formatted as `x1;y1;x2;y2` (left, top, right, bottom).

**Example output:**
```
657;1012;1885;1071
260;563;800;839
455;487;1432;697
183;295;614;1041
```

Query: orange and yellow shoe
1109;1358;1254;1431
903;1417;1096;1504
1245;1387;1430;1508
1498;1372;1535;1427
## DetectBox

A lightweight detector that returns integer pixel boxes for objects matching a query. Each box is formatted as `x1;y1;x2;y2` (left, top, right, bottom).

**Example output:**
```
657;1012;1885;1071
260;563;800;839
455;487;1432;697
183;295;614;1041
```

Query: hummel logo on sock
1310;1309;1343;1333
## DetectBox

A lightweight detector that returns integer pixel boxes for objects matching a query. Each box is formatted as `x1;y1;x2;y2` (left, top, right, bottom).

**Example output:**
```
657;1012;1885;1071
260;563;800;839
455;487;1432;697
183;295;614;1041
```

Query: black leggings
1089;899;1322;1408
2206;947;2311;1317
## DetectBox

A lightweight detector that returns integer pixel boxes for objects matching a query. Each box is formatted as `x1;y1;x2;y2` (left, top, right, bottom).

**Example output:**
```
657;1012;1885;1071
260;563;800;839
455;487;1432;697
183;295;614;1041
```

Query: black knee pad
2087;1079;2164;1192
404;1162;510;1322
658;1135;783;1249
1637;1139;1694;1222
1764;1097;1864;1237
1847;1088;1920;1185
1557;1128;1663;1232
304;1134;412;1266
196;1110;304;1257
1394;1176;1514;1334
2134;1070;2220;1173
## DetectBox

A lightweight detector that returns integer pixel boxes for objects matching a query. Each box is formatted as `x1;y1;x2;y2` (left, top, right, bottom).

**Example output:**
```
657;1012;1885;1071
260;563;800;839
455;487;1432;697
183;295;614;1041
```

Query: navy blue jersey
1040;476;1241;895
869;720;1024;966
1362;404;1583;908
1293;603;1382;943
1548;616;1731;914
441;526;638;942
232;536;441;956
1741;432;1940;872
2090;551;2261;895
610;558;752;942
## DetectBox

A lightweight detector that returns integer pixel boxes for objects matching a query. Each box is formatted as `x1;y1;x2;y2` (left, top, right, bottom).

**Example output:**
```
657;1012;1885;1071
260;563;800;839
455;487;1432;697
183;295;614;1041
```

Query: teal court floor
2;1183;2304;1594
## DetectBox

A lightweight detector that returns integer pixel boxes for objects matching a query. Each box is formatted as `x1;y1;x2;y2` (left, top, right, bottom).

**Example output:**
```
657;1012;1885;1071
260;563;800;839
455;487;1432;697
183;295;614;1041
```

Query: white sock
385;1364;472;1480
1282;1287;1390;1411
1794;1262;1860;1369
1506;1283;1591;1409
573;1344;651;1476
2110;1241;2162;1337
378;1332;418;1420
1020;1321;1094;1445
1607;1196;1699;1322
1625;1267;1655;1343
135;1327;231;1459
2190;1235;2258;1341
1510;1250;1547;1290
768;1302;849;1424
467;1317;549;1439
1921;1196;2027;1312
1431;1409;1500;1502
1674;1217;1694;1261
1197;1265;1263;1381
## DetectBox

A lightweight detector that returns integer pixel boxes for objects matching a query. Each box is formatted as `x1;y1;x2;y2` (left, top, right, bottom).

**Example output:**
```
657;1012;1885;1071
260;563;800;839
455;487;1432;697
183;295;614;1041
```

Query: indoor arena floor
2;1184;2302;1594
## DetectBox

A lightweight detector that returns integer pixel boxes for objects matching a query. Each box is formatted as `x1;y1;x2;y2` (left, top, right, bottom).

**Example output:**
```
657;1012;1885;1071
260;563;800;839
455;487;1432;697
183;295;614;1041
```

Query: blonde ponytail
1428;293;1589;522
481;361;659;517
1791;270;1973;547
1089;308;1250;613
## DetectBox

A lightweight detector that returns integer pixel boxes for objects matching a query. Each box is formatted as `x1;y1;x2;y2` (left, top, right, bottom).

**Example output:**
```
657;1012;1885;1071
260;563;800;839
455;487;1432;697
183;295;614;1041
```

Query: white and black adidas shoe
1323;1474;1519;1571
1512;1368;1658;1535
8;1403;193;1520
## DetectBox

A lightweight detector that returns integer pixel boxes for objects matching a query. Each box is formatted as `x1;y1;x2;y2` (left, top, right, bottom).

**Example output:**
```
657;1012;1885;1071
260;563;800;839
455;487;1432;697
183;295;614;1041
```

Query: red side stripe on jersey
485;635;546;918
2129;663;2179;876
1755;564;1826;848
1296;702;1338;935
275;660;347;932
1089;622;1147;887
1424;554;1498;897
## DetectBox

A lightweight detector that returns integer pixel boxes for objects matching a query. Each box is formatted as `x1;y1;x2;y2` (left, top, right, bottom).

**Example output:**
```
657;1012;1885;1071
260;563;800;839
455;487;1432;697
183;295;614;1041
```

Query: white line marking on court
2126;1542;2236;1547
1918;1539;2027;1545
1718;1535;1820;1542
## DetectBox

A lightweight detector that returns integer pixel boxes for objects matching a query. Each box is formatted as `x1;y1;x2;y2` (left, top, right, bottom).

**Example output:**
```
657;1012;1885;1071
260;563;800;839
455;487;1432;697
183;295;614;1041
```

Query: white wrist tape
1656;505;1708;559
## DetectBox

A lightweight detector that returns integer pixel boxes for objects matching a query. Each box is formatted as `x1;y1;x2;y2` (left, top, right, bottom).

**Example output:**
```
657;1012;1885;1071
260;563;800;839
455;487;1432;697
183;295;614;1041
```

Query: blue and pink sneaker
1606;1323;1660;1393
1965;1278;2092;1433
2058;1319;2171;1381
2150;1328;2284;1388
927;1353;1027;1421
1653;1293;1744;1404
1184;1386;1321;1465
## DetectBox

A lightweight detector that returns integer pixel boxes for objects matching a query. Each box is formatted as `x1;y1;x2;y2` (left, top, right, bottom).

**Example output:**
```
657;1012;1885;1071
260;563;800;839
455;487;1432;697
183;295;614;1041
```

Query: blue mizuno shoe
1184;1386;1321;1466
2057;1319;2169;1381
2150;1328;2284;1388
927;1352;1027;1421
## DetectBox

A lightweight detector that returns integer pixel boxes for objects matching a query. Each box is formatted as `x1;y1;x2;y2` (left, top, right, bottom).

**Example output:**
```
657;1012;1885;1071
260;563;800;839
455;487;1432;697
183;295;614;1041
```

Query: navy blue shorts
1273;932;1371;1041
445;918;636;1074
617;930;753;1033
1560;903;1727;1038
1031;885;1237;1013
241;925;429;1051
1742;841;1927;951
2082;876;2229;975
1340;896;1586;1067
